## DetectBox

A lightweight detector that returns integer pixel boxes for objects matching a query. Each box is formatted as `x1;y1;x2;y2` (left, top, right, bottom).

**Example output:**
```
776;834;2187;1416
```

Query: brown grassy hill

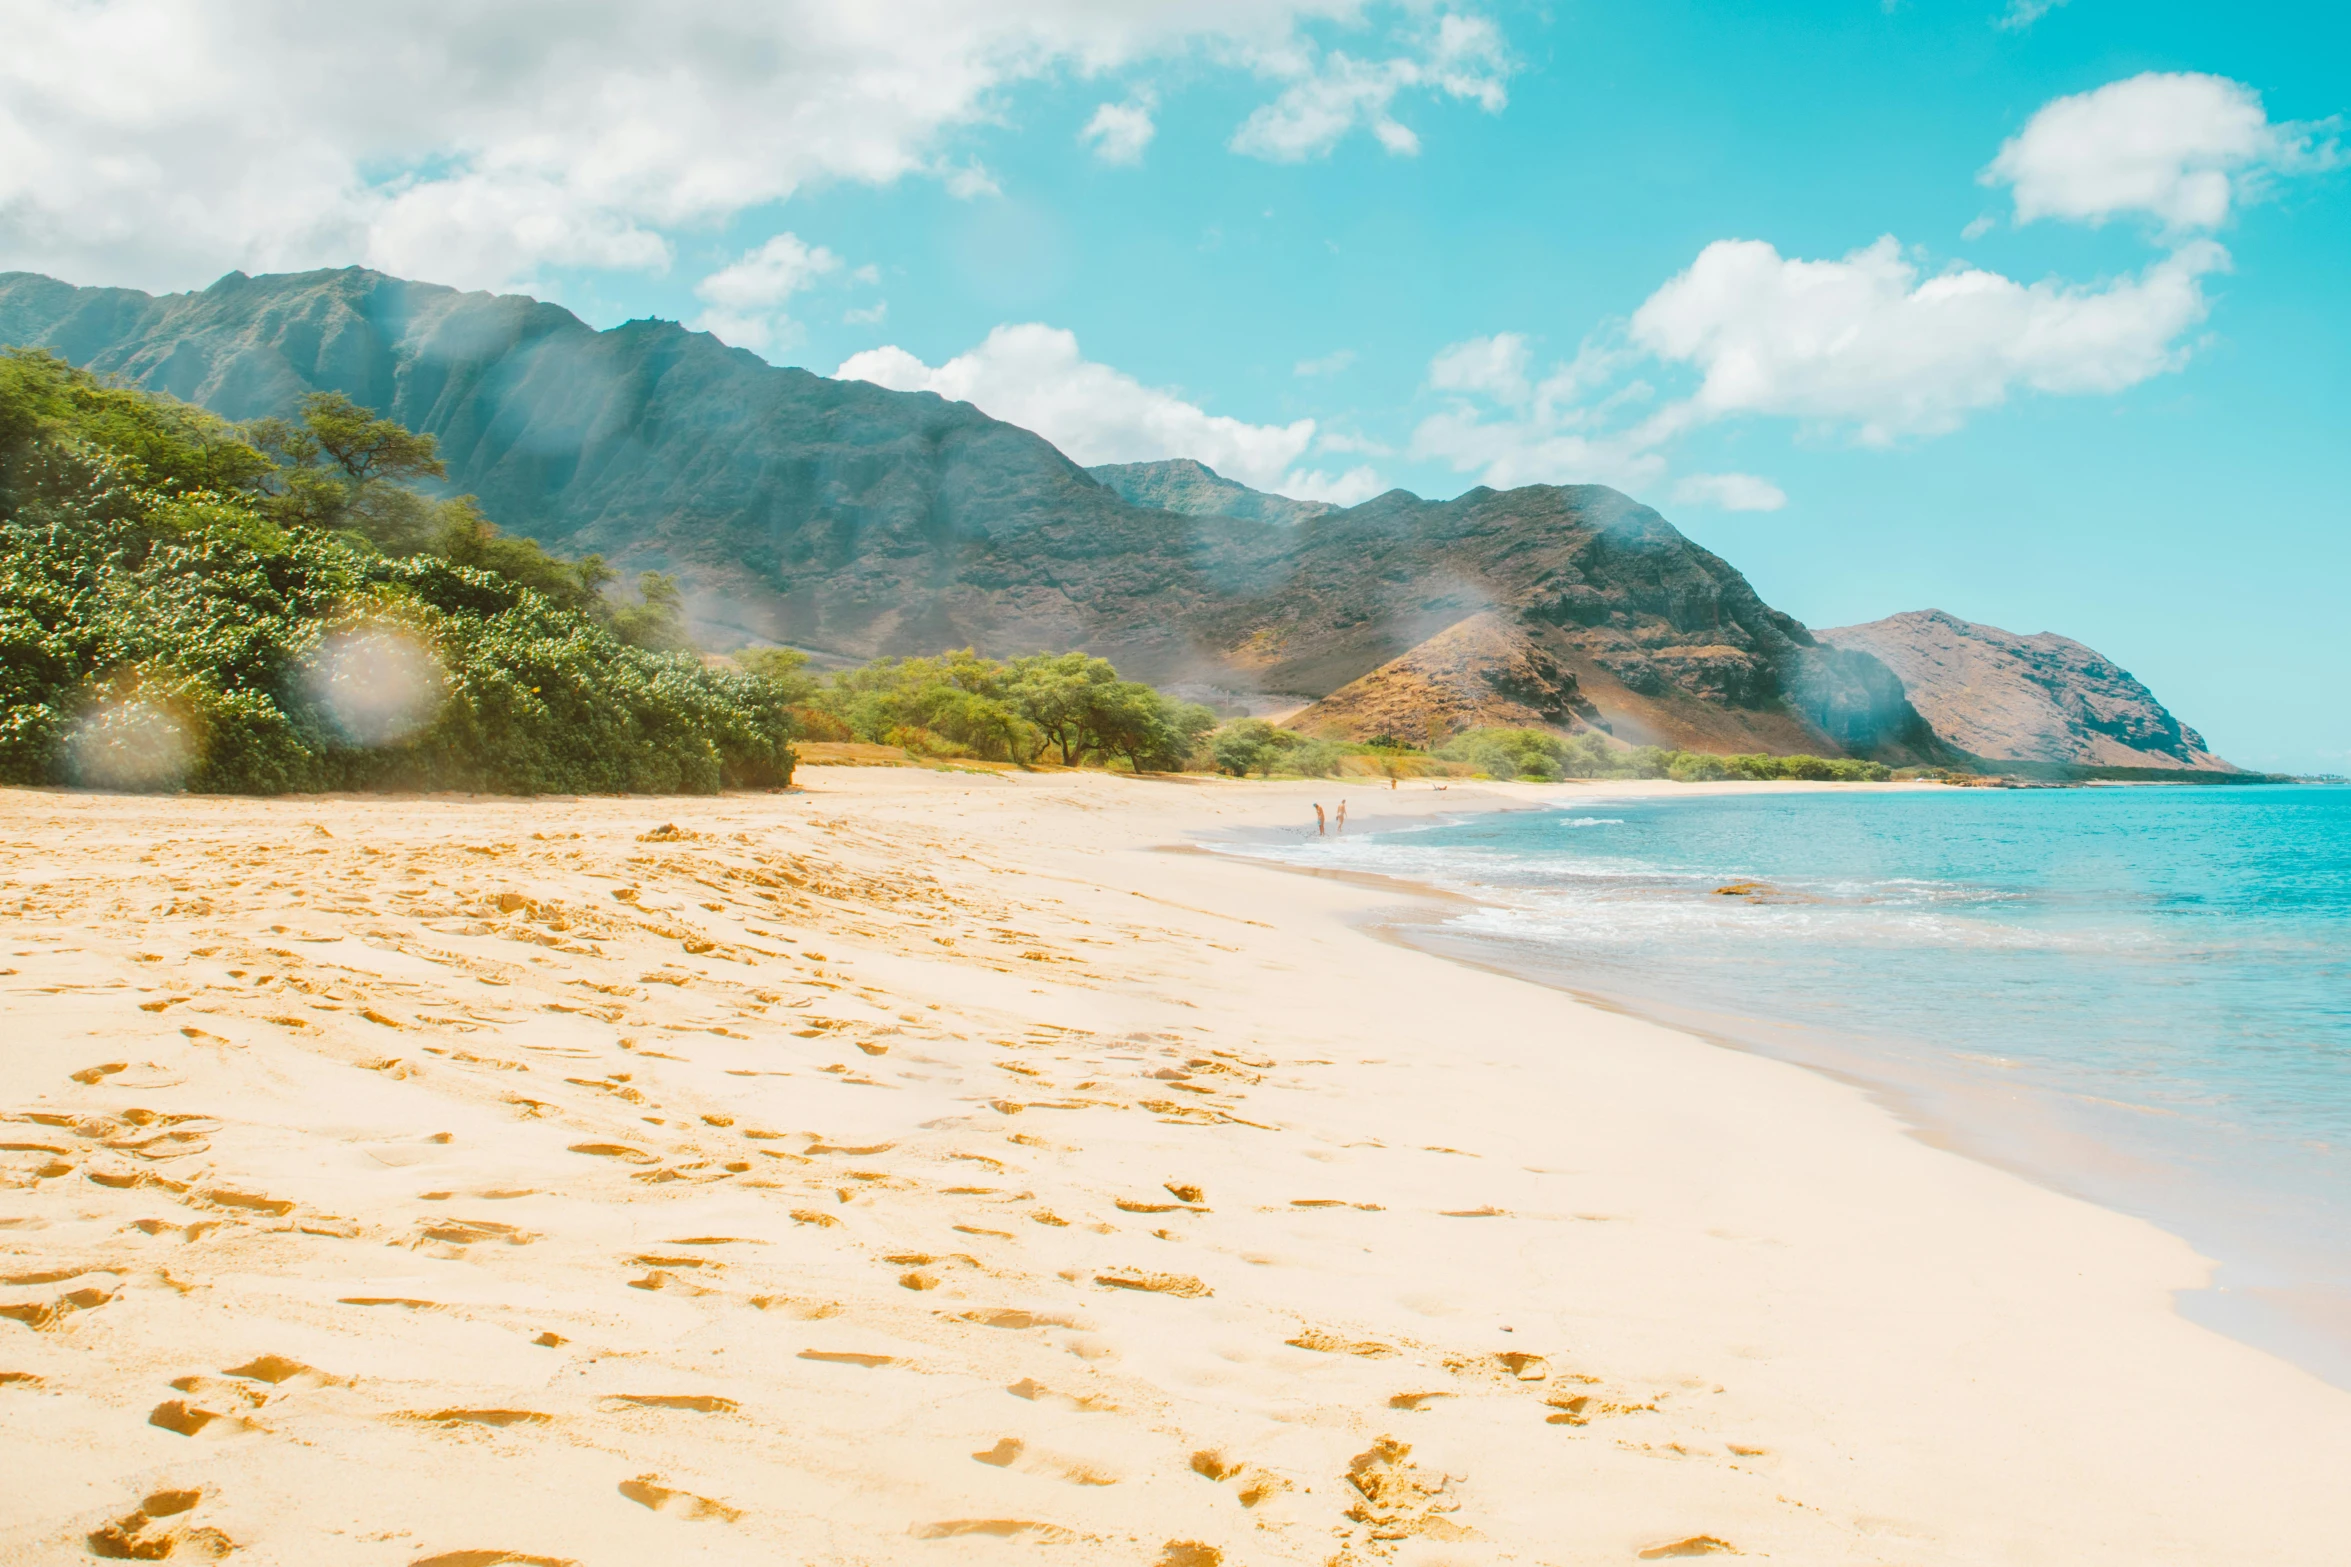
1288;613;1597;743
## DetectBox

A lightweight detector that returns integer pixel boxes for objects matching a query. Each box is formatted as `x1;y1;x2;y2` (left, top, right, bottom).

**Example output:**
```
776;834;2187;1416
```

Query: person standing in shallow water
1314;803;1326;836
1336;800;1347;833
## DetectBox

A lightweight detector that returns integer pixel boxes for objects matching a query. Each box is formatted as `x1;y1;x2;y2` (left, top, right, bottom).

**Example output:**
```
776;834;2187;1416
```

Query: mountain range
0;265;2230;772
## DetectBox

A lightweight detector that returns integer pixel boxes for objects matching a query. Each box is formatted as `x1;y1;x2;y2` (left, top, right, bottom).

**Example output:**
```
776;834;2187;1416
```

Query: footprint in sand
971;1438;1118;1485
86;1488;232;1561
422;1219;534;1246
912;1520;1074;1542
1094;1270;1211;1298
1388;1391;1454;1411
1189;1451;1240;1481
962;1308;1082;1331
1287;1327;1394;1358
147;1399;248;1437
618;1474;741;1522
610;1394;737;1414
200;1189;294;1217
338;1297;440;1310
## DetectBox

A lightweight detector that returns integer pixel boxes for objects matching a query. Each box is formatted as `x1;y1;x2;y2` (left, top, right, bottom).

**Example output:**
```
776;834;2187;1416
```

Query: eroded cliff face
1818;610;2231;771
1;266;1940;762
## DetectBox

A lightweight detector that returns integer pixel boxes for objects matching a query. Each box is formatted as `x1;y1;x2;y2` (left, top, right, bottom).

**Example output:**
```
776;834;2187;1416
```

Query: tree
0;349;274;505
1006;651;1122;765
246;391;448;533
1211;718;1282;777
607;572;692;652
1093;683;1214;773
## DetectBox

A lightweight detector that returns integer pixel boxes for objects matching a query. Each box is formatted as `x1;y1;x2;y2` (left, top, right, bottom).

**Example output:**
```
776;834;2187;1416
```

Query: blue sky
3;1;2344;768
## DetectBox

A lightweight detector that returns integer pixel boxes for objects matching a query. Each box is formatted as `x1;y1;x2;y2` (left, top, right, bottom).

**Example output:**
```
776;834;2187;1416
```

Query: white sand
2;767;2347;1565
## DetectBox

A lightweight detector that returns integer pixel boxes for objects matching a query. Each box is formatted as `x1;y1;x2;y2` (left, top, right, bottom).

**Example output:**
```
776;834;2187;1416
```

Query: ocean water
1221;784;2351;1385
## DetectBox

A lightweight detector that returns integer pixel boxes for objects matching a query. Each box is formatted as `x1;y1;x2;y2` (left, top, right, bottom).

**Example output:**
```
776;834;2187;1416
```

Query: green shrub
0;352;798;795
1436;727;1891;784
798;647;1211;771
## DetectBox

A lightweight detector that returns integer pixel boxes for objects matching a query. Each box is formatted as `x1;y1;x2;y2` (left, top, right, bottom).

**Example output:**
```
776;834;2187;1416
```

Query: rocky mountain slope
1;266;1941;761
1283;613;1598;742
1819;610;2231;771
1089;457;1336;526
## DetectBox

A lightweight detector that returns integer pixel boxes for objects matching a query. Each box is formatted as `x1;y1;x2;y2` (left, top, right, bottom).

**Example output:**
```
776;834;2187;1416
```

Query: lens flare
65;698;195;791
304;625;448;746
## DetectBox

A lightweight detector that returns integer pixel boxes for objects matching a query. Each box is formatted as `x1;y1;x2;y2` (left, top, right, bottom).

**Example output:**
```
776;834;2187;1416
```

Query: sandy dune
2;768;2347;1565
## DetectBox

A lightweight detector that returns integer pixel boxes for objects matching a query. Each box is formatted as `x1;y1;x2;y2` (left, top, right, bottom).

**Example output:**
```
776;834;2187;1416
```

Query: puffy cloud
1231;12;1513;162
1671;473;1788;512
0;0;1497;293
1628;234;2224;443
690;233;844;355
1413;232;2223;497
1426;332;1532;404
1410;405;1665;494
1284;466;1387;505
838;323;1321;495
1081;96;1157;166
1411;71;2291;509
1983;72;2342;232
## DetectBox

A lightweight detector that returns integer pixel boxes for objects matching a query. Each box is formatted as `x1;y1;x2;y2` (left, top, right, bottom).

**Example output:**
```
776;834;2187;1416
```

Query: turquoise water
1229;784;2351;1384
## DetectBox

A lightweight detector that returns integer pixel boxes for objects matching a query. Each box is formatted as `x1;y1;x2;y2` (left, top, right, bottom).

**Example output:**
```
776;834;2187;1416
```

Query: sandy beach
4;766;2348;1565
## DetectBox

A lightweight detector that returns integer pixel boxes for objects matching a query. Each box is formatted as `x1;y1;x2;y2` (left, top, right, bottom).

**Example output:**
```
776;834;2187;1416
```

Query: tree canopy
0;351;797;793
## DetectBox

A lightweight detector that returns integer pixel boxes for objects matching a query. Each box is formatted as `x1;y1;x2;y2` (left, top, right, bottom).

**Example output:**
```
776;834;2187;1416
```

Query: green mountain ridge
0;265;1943;762
1088;457;1338;526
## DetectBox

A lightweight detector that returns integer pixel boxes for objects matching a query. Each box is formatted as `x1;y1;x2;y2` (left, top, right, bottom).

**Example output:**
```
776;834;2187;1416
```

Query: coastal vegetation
0;350;797;794
784;648;1215;773
1435;726;1893;783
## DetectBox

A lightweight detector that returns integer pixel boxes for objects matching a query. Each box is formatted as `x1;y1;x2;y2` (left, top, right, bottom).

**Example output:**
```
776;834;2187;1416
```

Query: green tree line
764;647;1217;773
0;350;791;793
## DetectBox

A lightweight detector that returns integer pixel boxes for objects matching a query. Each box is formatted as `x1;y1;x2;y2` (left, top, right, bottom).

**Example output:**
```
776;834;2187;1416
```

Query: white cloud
697;233;841;310
843;301;888;325
1995;0;2067;31
1983;72;2342;232
837;323;1321;496
1427;332;1532;404
689;233;843;355
1293;348;1357;377
1628;234;2225;443
1411;405;1665;494
0;1;1494;294
1412;232;2225;498
1671;472;1788;512
1409;71;2298;509
1284;466;1387;506
941;160;1003;201
1081;95;1157;166
1231;12;1513;162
